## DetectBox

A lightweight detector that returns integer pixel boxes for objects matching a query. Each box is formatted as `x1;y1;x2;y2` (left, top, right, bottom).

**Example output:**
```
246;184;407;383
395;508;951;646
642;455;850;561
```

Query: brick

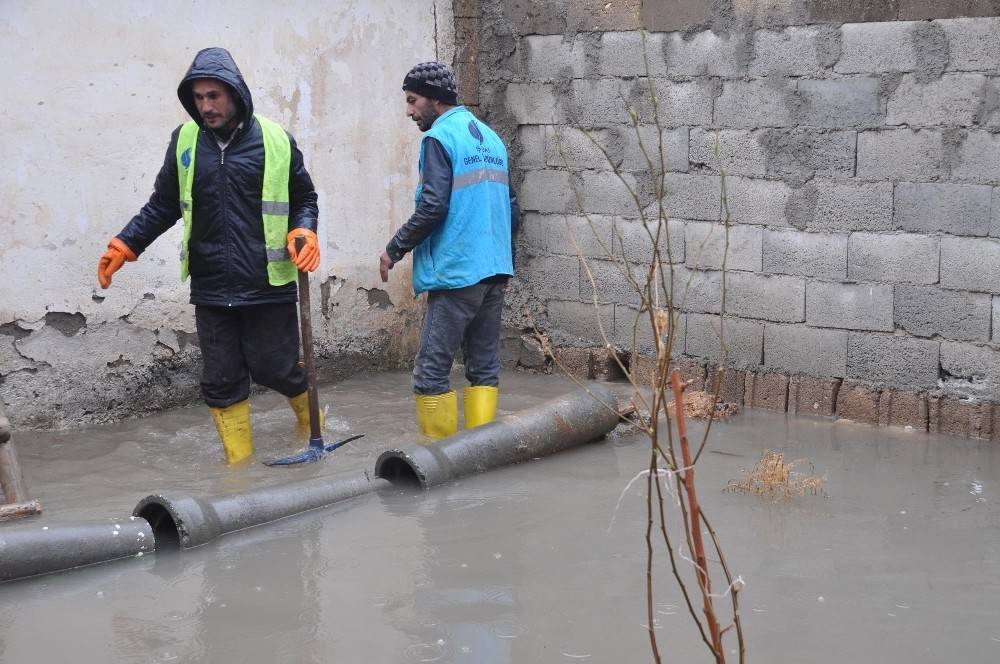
520;170;575;213
894;285;991;341
665;174;721;222
454;17;480;65
727;177;793;227
456;61;479;106
751;26;835;77
689;129;766;178
453;0;480;18
951;130;1000;184
544;126;618;170
517;126;545;169
836;380;882;425
685;313;764;368
600;31;667;77
714;80;796;129
808;181;894;232
580;258;640;306
788;375;841;417
567;79;631;126
664;30;747;78
806;282;894;331
763;324;848;377
523;34;590;81
521;213;614;258
929;396;995;439
886;74;988;127
939;17;1000;72
857;130;946;182
619;126;689;173
521;253;581;300
614;306;685;356
673;357;708;392
894;182;992;236
836;21;920;73
940;236;1000;293
760;129;857;182
745;371;789;412
847;333;941;389
684;221;762;272
579;170;645;215
704;365;746;405
905;2;1000;21
552;346;593;380
650;80;716;127
881;389;929;430
848;232;940;285
505;83;564;124
676;267;722;314
764;229;847;279
940;341;1000;400
630;354;706;390
642;0;714;32
796;78;883;129
546;300;615;346
727;272;805;323
613;217;685;264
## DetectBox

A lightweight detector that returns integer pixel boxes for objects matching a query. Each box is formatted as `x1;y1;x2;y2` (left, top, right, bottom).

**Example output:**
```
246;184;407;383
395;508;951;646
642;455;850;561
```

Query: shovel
264;235;363;466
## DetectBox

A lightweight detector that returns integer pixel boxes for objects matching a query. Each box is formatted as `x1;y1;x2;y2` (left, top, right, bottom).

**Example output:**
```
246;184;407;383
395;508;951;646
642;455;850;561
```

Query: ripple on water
401;640;450;663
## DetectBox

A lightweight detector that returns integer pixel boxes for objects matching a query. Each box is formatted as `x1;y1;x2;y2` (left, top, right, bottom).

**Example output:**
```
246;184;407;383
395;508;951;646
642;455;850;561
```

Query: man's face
405;91;440;132
191;79;238;131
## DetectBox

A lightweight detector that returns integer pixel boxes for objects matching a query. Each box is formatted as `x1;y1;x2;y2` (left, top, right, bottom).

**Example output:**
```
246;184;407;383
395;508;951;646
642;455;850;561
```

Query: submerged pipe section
0;517;154;582
375;384;622;489
134;470;389;550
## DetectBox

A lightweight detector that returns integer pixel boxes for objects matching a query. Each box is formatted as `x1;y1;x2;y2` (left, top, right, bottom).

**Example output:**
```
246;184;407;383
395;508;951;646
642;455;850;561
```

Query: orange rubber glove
287;229;320;273
97;237;137;289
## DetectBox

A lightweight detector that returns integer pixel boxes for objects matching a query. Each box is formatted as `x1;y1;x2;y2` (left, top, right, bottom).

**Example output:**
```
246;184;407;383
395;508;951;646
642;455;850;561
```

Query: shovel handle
295;235;322;441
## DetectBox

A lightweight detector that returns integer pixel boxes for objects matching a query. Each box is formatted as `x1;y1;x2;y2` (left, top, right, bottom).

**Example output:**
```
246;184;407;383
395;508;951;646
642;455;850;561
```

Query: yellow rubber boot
288;390;324;440
463;386;499;429
415;390;458;440
209;400;253;464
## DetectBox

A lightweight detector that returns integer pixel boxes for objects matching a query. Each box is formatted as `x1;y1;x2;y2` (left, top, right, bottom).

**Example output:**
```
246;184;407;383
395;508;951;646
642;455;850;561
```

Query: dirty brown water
1;371;998;663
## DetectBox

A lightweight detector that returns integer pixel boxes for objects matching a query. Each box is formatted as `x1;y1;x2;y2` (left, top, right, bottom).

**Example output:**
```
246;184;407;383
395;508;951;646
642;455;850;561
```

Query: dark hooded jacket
117;47;319;306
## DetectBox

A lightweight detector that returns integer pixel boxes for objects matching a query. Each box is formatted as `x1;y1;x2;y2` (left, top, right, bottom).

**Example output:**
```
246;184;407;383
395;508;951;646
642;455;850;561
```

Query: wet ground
1;370;998;663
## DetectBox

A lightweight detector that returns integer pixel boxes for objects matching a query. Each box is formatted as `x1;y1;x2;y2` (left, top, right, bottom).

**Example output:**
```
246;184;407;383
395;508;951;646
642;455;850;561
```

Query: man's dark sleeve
385;137;452;262
287;133;319;233
116;129;183;255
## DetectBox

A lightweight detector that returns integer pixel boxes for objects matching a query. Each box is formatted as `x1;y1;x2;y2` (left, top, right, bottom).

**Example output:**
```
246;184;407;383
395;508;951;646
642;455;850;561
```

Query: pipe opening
136;503;180;551
376;455;421;486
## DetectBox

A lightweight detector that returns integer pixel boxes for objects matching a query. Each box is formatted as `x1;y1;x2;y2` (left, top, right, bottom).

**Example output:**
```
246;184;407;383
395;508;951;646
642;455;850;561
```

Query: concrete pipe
133;470;389;550
375;384;622;489
0;517;154;582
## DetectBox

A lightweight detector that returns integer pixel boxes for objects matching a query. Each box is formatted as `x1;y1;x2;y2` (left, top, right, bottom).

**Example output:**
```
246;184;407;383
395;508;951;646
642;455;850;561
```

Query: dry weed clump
726;450;826;498
668;390;740;420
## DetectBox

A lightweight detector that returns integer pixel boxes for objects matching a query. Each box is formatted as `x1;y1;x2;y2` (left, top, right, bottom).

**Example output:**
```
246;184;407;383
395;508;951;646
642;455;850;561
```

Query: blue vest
412;106;514;294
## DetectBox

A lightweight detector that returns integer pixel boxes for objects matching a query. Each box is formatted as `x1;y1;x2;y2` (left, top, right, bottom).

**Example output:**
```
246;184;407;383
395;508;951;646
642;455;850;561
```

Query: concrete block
592;347;627;382
881;389;929;430
521;213;614;258
664;174;721;222
650;80;716;127
613;216;685;264
811;0;897;22
567;79;631;126
745;371;790;412
857;130;946;182
517;126;545;169
751;26;836;77
614;305;685;356
895;285;991;341
994;296;1000;342
796;78;882;128
727;177;793;227
894;182;992;236
940;236;1000;293
806;282;894;331
523;34;590;81
580;258;642;306
848;232;940;285
836;21;919;73
764;229;847;280
940;340;1000;399
714;80;796;129
764;323;848;377
505;83;564;124
579;170;645;215
847;333;941;389
689;130;766;178
704;365;746;405
675;267;722;314
685;221;763;272
552;346;592;380
619;126;689;173
642;0;713;33
521;252;581;300
806;180;894;232
951;130;1000;184
567;0;643;32
939;17;1000;72
929;396;995;440
761;130;857;182
836;380;882;425
664;30;747;78
673;357;708;392
788;375;842;417
600;31;667;77
994;189;1000;238
684;313;764;368
630;354;706;390
901;1;1000;20
546;299;616;346
544;126;619;170
727;272;805;323
520;170;575;214
886;74;987;127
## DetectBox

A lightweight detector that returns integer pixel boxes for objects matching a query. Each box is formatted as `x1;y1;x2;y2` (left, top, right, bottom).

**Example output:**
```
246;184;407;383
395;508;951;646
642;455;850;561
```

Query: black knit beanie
402;61;458;105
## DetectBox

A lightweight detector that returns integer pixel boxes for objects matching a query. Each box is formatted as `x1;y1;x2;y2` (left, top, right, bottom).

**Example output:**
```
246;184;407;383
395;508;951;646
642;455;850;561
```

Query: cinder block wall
473;0;1000;438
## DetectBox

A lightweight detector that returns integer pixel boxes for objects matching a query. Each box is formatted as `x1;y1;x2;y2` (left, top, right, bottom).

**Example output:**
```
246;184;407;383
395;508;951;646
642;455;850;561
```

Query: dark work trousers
413;282;506;395
195;303;307;408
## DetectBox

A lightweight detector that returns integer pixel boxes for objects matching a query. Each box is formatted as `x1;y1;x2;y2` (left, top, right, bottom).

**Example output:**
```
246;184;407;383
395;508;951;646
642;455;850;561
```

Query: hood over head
177;47;253;127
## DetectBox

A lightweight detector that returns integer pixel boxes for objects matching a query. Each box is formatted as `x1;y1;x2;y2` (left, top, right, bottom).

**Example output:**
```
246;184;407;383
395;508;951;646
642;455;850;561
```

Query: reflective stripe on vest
174;115;295;286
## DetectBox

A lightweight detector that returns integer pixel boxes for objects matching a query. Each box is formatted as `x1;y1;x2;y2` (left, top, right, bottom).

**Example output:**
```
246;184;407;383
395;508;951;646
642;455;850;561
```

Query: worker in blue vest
96;47;321;464
380;61;520;439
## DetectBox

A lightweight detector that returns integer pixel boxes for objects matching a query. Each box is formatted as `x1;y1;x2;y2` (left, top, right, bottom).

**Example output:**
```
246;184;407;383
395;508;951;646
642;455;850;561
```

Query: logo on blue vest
181;147;192;168
467;120;483;144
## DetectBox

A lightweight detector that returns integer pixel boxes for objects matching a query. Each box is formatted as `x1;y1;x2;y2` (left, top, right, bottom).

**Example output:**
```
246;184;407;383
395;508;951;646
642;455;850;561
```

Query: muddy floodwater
1;371;998;663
